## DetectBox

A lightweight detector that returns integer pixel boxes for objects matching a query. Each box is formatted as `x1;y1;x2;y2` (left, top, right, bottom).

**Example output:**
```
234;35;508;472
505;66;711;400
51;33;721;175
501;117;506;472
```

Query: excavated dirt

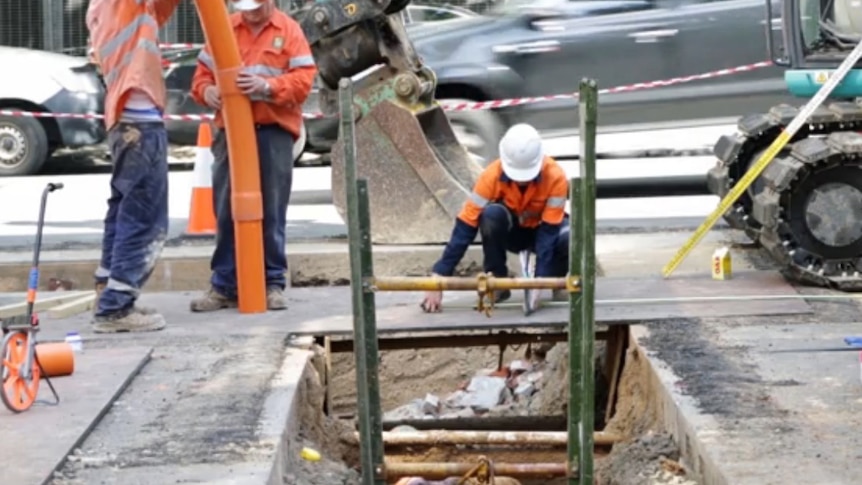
291;333;697;485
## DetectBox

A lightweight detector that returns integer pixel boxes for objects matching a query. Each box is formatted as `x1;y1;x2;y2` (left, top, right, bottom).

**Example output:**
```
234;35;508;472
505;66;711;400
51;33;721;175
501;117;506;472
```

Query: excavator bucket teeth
330;100;484;244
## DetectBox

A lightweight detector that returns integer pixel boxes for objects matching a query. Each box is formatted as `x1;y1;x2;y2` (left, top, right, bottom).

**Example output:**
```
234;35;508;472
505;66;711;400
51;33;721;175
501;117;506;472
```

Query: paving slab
0;346;152;485
11;268;857;485
634;315;862;485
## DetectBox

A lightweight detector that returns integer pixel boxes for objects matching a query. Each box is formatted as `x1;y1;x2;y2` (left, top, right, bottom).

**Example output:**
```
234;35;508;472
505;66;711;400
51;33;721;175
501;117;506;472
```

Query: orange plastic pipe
35;342;75;377
193;0;266;313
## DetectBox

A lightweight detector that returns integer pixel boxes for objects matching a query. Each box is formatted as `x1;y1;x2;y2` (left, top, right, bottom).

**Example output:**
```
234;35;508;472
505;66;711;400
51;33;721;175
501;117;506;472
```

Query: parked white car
0;47;106;176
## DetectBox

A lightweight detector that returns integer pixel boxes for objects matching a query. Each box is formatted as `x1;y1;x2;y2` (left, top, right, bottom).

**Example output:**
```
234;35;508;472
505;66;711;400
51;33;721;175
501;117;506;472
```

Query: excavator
297;0;483;245
707;0;862;291
297;0;862;291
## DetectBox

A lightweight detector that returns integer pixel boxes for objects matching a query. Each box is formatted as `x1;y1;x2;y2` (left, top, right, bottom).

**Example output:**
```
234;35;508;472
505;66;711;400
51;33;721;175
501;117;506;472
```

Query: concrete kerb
257;340;316;485
628;324;729;485
0;242;542;293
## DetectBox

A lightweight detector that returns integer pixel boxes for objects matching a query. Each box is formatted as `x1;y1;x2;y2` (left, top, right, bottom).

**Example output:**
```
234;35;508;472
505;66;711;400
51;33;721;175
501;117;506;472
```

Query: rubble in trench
290;342;699;485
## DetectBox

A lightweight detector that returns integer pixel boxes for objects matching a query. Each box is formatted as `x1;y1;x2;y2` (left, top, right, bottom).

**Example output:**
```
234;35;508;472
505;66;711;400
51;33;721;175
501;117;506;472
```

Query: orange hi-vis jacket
86;0;181;131
430;156;569;277
190;9;317;140
458;156;569;229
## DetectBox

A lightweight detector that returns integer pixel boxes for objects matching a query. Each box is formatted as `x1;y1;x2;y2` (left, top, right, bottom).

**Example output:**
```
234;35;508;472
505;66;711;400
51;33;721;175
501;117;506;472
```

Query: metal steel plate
292;271;813;336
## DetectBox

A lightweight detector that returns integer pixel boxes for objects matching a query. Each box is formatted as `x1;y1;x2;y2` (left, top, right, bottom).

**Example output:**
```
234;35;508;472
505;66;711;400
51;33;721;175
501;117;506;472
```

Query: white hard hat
230;0;264;11
498;123;544;182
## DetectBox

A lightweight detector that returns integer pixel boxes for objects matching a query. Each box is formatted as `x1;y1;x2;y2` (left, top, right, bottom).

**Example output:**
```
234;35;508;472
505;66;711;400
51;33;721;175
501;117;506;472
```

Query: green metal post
573;78;599;484
339;78;385;485
567;174;582;483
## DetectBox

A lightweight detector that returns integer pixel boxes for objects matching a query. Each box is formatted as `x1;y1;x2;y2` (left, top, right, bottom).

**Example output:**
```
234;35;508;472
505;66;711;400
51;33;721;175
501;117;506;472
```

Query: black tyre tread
749;129;862;291
708;101;862;245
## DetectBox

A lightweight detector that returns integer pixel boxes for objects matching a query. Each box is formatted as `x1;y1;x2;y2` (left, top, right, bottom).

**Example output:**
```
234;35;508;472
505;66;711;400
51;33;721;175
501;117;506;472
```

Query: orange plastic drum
35;342;75;377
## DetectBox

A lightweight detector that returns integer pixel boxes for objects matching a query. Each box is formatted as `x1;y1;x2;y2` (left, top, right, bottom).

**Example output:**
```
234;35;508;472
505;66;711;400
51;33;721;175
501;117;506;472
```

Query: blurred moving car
168;0;794;165
0;46;106;176
404;0;794;162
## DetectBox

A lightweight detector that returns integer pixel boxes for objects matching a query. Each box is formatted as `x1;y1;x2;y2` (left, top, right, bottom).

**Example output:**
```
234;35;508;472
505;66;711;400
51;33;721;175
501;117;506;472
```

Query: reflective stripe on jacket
190;9;317;139
457;157;569;229
86;0;180;130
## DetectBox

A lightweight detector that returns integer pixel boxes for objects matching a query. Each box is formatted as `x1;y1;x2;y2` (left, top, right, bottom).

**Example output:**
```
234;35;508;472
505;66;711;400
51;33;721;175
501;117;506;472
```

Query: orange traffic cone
184;122;217;237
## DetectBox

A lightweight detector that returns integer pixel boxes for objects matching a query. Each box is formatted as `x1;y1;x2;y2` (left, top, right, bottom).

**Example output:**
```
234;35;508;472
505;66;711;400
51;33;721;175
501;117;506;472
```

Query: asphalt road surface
0;126;733;250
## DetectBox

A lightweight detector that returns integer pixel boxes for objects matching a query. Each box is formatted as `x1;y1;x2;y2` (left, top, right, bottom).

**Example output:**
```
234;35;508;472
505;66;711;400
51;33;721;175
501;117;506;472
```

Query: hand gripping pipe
193;0;266;313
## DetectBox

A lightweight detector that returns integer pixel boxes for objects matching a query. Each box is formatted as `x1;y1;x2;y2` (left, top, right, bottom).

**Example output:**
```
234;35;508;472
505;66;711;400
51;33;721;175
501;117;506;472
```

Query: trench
288;325;697;485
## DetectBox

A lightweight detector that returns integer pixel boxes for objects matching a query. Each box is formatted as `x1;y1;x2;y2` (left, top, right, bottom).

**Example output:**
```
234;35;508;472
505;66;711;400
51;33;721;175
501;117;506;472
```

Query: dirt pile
288;349;361;485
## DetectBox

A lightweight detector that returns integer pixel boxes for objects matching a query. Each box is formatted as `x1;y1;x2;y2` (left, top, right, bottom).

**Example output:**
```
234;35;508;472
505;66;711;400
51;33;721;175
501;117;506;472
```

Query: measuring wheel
1;331;40;413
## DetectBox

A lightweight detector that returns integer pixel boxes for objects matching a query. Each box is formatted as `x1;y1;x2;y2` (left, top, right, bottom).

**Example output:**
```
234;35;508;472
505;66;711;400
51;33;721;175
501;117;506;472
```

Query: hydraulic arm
298;0;483;244
707;0;862;291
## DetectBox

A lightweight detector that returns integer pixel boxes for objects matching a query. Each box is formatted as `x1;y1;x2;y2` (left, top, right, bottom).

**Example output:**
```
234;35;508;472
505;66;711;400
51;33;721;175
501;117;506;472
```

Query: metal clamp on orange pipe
193;0;266;313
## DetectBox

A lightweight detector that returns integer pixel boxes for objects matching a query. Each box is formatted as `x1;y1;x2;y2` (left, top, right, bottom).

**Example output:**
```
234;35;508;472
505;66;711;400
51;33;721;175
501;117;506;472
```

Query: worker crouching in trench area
421;123;571;313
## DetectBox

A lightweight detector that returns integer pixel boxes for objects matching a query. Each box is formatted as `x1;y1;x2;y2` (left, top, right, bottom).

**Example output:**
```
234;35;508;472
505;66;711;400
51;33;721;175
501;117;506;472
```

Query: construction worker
188;0;317;312
85;0;181;333
421;123;570;313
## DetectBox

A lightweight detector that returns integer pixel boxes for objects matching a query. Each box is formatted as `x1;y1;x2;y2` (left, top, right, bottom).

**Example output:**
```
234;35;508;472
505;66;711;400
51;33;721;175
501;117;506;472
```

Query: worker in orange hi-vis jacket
188;0;317;313
86;0;181;334
421;124;572;314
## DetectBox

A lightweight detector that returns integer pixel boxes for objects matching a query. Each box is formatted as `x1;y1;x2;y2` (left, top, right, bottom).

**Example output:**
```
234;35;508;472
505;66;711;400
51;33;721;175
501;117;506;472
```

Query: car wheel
442;98;506;167
0;116;49;177
293;121;307;164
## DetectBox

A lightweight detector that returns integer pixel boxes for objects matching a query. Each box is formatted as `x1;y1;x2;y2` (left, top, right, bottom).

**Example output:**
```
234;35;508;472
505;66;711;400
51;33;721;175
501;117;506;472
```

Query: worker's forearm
533;223;560;277
190;69;215;107
431;218;478;276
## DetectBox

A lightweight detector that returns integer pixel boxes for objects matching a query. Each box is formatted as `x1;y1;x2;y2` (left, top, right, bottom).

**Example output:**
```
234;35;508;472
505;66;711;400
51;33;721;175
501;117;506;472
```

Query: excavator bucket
330;100;484;245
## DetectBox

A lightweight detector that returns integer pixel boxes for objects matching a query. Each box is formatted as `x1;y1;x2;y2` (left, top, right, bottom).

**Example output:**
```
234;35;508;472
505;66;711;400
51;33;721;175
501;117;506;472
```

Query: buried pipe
364;430;621;447
384;461;569;481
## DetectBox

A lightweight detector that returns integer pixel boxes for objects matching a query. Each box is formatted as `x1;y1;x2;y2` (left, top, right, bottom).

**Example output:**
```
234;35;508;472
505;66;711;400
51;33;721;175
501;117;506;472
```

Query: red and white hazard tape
0;60;773;122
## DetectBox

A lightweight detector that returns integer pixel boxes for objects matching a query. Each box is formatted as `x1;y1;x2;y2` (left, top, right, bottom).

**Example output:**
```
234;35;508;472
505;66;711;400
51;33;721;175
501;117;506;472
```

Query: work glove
237;72;270;97
203;85;222;110
420;273;444;313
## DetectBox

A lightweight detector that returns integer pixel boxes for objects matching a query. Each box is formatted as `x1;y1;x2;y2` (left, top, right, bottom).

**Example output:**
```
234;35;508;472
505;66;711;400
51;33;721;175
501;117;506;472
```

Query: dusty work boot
92;307;166;333
189;288;237;313
267;287;287;311
94;282;157;315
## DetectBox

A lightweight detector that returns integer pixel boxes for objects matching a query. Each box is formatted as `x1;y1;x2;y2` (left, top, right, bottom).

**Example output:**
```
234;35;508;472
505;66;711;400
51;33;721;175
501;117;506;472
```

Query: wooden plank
47;292;97;319
603;326;629;425
0;291;92;319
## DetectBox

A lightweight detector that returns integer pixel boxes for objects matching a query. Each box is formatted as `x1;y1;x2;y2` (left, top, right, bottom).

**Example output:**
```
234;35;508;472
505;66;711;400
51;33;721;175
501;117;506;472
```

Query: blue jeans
479;203;570;277
95;122;169;317
210;125;294;298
